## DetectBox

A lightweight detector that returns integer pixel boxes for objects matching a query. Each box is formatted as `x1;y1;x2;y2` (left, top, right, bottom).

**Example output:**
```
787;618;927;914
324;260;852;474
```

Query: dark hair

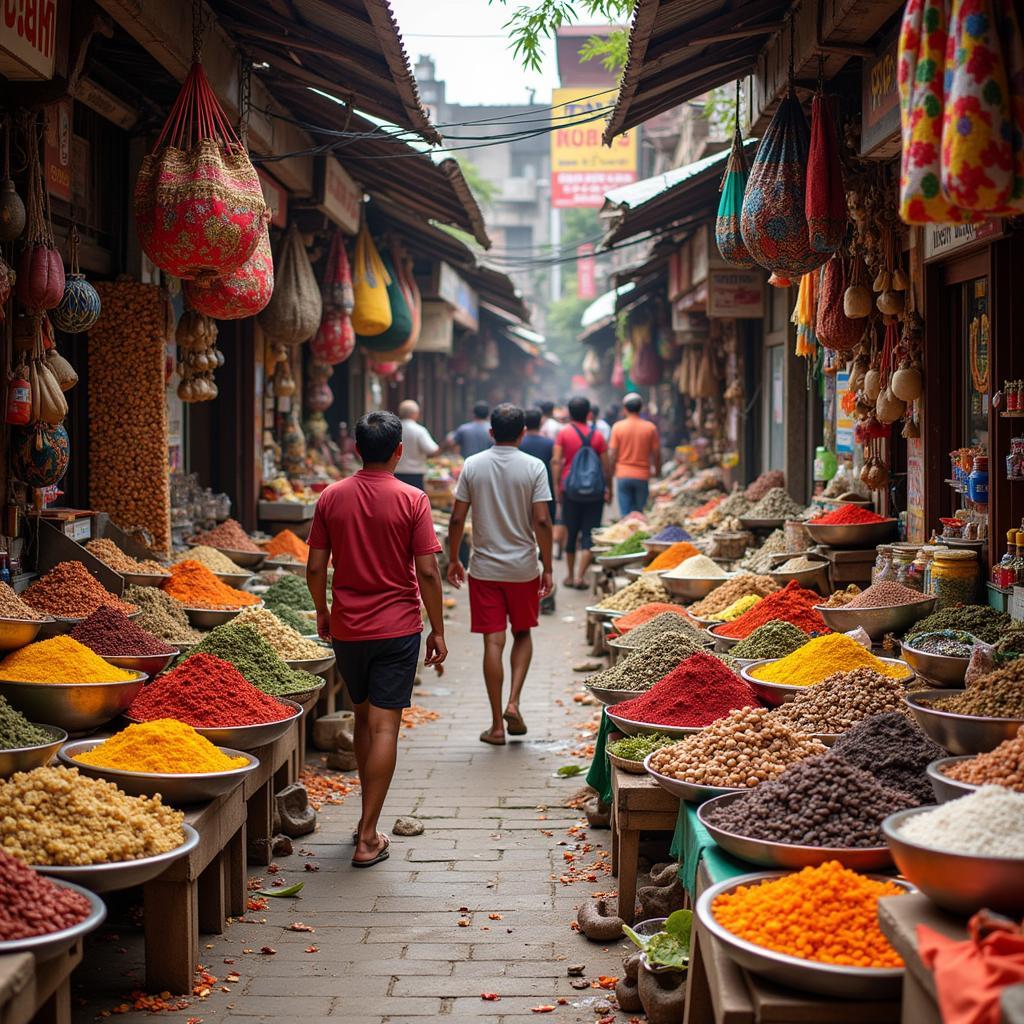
491;403;525;443
524;408;542;430
473;401;489;419
567;395;591;424
540;400;555;416
624;395;644;414
355;410;403;463
591;404;600;418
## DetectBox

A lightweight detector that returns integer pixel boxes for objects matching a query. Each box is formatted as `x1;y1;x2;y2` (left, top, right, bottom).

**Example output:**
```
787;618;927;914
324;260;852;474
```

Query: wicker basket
608;752;647;775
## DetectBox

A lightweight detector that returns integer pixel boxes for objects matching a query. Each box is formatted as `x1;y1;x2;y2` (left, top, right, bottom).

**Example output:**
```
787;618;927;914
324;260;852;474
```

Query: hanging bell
51;273;101;333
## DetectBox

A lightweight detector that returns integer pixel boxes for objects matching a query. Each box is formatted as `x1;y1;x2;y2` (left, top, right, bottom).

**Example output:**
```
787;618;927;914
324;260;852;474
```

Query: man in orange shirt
609;393;661;516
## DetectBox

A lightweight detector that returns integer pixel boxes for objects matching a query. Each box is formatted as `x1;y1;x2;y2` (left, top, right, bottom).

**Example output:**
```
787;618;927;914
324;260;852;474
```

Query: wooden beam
94;0;315;196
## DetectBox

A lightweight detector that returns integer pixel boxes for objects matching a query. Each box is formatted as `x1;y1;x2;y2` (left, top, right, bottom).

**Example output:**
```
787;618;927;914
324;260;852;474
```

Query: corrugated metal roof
581;283;635;329
602;146;733;211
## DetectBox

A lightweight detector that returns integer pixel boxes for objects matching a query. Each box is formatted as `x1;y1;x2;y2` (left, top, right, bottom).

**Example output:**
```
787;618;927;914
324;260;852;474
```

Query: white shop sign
924;219;1000;260
416;300;454;354
0;0;56;80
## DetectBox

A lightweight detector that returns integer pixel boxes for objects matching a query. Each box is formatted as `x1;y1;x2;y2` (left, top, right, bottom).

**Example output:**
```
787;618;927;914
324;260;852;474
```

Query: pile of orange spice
610;603;693;635
712;861;904;968
263;529;309;564
645;541;700;572
162;560;261;610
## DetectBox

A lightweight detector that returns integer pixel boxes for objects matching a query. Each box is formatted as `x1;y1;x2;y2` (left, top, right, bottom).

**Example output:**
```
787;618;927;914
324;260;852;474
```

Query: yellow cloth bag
351;222;392;336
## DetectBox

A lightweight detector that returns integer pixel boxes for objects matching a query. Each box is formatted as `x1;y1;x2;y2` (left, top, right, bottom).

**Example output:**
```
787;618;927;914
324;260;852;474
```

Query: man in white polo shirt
395;399;439;492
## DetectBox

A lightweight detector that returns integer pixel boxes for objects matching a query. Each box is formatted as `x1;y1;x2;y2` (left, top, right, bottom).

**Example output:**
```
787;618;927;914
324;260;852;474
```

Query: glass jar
872;544;895;584
929;549;979;608
893;544;922;591
913;545;937;593
968;455;989;505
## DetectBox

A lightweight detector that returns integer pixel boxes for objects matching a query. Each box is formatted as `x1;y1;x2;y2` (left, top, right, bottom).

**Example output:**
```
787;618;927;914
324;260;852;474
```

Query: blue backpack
564;425;604;502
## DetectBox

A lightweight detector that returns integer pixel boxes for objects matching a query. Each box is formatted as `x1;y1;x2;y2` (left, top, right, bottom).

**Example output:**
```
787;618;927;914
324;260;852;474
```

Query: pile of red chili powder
128;653;292;727
811;503;887;525
716;581;829;639
0;849;92;940
612;652;762;727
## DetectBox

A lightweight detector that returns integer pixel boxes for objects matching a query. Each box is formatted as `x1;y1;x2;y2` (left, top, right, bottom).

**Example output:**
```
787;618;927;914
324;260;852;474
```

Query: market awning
210;0;440;143
602;0;793;144
578;283;635;342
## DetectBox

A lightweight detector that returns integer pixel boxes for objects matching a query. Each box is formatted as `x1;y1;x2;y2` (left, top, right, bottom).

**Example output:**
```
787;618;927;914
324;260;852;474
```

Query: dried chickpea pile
89;282;172;553
596;574;668;612
648;706;826;788
0;766;184;865
771;668;910;735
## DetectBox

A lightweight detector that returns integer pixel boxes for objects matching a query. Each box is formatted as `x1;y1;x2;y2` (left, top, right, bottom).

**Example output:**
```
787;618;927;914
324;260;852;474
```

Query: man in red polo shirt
307;411;447;868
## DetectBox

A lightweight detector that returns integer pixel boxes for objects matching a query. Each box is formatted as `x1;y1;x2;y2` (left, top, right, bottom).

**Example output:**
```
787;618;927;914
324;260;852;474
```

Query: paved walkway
75;581;633;1022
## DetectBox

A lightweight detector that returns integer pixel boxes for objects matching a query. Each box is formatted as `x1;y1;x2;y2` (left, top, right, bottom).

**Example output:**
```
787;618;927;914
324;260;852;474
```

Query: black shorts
562;497;603;553
333;632;422;709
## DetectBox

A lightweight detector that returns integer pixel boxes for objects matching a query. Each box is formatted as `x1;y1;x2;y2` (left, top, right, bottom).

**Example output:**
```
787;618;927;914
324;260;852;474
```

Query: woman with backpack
552;395;610;590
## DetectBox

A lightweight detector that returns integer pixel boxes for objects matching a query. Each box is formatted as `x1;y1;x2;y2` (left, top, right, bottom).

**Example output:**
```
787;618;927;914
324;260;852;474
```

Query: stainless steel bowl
128;698;303;752
119;571;171;589
0;725;67;777
706;624;740;652
0;615;52;650
739;516;785;530
661;573;735;602
100;650;178;678
59;740;260;803
768;556;831;596
643;752;743;803
284;651;336;675
610;712;704;740
904;689;1024;754
883;807;1024;916
34;824;200;893
696;872;910;998
697;793;893;870
741;657;914;707
263;559;305;576
585;605;625;621
606;639;630;666
815;598;937;641
214;571;254;589
804;519;897;548
643;541;675;556
184;600;263;628
0;880;106;961
899;640;970;687
926;756;983;802
625;566;658;581
39;611;142;639
585;683;639;707
597;551;648;569
187;543;266;570
0;674;147;734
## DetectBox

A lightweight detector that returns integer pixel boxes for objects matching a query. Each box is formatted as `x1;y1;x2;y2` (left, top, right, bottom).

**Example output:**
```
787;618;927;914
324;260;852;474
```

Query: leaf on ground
457;917;471;927
488;913;503;920
556;764;584;777
304;945;319;953
593;976;618;989
259;947;276;955
256;882;304;897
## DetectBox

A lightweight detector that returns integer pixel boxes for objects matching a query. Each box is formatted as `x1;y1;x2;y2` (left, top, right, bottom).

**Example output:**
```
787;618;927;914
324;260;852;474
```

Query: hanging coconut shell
877;290;904;316
876;387;906;424
890;361;923;402
864;368;882;402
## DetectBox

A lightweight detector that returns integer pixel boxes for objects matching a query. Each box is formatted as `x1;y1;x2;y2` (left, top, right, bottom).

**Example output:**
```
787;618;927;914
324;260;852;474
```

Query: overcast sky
390;0;595;106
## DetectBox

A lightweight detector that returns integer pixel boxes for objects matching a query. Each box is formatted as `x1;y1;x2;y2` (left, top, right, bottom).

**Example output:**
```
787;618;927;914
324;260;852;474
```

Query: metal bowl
904;689;1024;754
610;712;704;740
696;871;910;998
643;541;675;556
740;657;913;707
188;543;266;570
706;624;740;652
661;573;735;601
815;598;937;641
119;571;171;589
263;558;305;576
34;824;200;893
768;557;831;596
128;698;302;752
585;684;640;707
214;571;254;589
607;639;630;665
0;615;53;650
643;752;743;803
597;551;648;569
0;674;147;734
284;651;335;675
183;600;263;628
100;651;178;678
625;566;659;581
739;516;786;530
804;519;897;548
0;725;67;777
0;879;106;961
38;611;141;639
899;640;970;687
697;793;893;870
883;807;1024;916
585;605;625;622
59;740;260;803
926;756;983;802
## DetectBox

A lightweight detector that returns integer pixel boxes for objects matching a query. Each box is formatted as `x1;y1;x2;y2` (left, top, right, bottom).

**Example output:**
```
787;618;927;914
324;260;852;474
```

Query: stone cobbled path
76;581;633;1022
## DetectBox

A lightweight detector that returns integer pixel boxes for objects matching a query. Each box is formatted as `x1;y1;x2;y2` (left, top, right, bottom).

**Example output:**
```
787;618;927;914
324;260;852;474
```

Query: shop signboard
436;262;479;331
257;169;288;229
707;269;764;319
44;99;71;202
550;86;637;208
576;243;596;299
313;156;362;235
906;435;925;543
835;371;854;454
924;219;1001;260
0;0;56;80
861;26;900;157
416;300;454;354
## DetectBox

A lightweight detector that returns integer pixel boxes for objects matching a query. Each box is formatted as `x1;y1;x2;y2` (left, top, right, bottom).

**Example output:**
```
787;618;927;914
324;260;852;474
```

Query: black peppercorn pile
703;755;917;847
828;712;944;805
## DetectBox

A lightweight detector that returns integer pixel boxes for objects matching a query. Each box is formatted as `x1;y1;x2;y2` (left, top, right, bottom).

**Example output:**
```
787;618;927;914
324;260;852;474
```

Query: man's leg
482;630;507;741
617;478;633;517
353;702;403;863
635;480;649;511
506;629;532;718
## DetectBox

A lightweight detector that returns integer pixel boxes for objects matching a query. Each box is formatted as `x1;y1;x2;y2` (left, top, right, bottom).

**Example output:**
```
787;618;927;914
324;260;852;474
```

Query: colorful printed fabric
740;94;828;280
716;130;754;267
184;223;274;320
805;93;846;253
792;272;818;358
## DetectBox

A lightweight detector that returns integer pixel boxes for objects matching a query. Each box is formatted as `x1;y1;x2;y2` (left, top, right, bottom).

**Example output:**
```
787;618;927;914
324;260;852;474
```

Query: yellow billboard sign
550;87;637;208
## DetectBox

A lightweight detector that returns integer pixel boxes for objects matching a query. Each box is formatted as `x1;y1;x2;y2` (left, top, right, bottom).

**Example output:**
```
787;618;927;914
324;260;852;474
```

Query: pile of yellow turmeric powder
0;636;137;683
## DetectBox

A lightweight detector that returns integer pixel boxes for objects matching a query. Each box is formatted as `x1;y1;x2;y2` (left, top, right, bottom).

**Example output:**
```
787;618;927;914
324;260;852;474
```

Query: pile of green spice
730;620;810;660
992;625;1024;663
607;733;674;763
268;604;315;635
615;612;706;649
181;623;321;697
588;631;706;692
906;605;1010;645
124;585;203;645
904;630;975;657
264;574;315;612
606;531;649;557
0;694;51;748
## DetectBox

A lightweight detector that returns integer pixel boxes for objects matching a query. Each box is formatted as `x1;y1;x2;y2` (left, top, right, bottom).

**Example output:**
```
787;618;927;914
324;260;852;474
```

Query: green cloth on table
585;707;613;804
671;801;752;895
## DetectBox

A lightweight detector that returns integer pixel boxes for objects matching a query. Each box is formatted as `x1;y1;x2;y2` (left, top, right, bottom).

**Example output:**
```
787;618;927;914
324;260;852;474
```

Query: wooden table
244;724;299;865
609;766;679;923
0;942;82;1024
684;861;901;1023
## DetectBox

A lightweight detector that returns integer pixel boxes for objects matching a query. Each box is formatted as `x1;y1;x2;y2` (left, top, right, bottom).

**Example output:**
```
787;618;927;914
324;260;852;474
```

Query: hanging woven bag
184;222;274;320
258;223;321;345
359;252;412;352
741;92;827;283
322;231;355;313
805;92;846;253
351;222;392;336
311;309;356;365
368;255;420;362
16;117;63;313
815;254;864;351
716;128;754;267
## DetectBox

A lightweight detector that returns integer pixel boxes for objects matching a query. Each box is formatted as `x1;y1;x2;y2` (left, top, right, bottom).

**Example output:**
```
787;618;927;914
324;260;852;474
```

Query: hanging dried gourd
45;348;78;392
815;254;864;351
52;226;101;333
16;116;63;313
805;91;846;253
258;223;322;345
741;90;827;283
184;221;274;319
271;359;296;398
306;362;334;413
134;56;267;279
28;319;66;425
176;309;221;401
715;120;754;267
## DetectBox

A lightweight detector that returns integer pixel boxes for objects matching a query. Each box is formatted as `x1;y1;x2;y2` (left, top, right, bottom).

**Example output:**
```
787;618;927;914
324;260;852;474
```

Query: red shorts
468;576;540;634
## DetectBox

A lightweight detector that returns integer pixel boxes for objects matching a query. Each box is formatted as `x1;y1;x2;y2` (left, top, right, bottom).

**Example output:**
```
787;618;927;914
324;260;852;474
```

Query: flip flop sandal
503;710;528;736
479;730;506;746
352;835;390;868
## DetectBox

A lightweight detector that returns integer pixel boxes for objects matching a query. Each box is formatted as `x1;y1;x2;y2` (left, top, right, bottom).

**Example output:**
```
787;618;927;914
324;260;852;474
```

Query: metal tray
0;880;106;961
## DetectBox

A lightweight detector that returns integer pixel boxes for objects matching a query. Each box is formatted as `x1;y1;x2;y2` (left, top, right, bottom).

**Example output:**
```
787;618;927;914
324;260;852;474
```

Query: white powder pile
665;554;728;580
897;786;1024;857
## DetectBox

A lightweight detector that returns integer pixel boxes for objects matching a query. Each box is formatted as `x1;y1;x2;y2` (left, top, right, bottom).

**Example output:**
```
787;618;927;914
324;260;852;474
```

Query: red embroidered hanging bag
805;92;846;254
183;222;274;319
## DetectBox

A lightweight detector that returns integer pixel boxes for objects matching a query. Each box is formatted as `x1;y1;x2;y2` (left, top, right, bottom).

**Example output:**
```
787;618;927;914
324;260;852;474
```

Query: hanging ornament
16;115;64;313
322;230;355;313
51;226;101;333
0;117;25;242
10;421;69;487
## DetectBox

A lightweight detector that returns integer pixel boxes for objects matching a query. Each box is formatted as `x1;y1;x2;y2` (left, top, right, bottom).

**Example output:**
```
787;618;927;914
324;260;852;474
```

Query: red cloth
468;575;540;634
555;424;607;484
308;470;441;641
918;912;1024;1024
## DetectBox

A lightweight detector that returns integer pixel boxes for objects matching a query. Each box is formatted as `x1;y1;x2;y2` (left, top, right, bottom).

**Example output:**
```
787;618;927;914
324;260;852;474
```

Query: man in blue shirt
519;408;556;614
449;401;493;458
